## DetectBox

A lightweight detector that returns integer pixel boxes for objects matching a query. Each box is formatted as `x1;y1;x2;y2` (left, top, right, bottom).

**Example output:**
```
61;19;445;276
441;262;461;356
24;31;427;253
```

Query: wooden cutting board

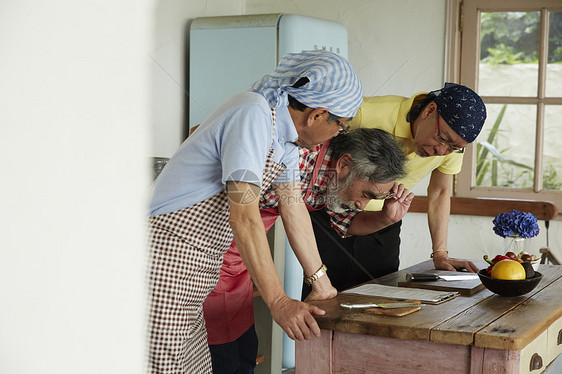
398;271;485;296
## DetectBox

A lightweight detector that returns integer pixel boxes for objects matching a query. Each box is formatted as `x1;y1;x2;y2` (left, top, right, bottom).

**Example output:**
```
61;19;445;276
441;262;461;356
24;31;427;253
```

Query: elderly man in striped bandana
147;50;363;373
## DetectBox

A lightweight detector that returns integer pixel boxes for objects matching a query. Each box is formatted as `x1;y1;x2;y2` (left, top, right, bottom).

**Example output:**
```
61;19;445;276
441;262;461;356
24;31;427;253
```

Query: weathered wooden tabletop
307;260;562;350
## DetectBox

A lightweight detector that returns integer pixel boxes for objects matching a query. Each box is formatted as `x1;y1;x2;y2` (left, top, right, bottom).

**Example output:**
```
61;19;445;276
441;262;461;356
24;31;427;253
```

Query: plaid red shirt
260;142;360;237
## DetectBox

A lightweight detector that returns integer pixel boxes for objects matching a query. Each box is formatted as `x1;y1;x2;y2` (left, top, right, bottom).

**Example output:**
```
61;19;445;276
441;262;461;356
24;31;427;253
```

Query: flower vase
503;235;528;256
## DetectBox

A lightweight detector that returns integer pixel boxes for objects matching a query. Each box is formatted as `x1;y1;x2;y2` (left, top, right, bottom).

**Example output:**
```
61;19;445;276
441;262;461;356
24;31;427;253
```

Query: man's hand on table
269;275;336;341
432;252;479;273
269;295;327;341
305;274;338;301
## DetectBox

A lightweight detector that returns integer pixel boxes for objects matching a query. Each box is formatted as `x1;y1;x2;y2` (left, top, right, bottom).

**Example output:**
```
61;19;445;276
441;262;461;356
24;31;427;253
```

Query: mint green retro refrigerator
189;13;348;129
189;14;349;373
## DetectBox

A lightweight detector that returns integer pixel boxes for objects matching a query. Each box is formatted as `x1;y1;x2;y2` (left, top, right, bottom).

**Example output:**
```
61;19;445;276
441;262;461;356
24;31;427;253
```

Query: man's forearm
278;201;324;275
427;194;450;252
276;184;334;297
426;171;478;272
230;213;285;307
345;184;414;236
228;183;285;308
347;211;394;236
426;172;452;255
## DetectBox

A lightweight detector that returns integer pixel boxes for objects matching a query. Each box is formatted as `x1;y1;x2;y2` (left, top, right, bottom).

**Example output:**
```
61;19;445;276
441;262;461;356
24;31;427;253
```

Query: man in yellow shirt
304;83;487;295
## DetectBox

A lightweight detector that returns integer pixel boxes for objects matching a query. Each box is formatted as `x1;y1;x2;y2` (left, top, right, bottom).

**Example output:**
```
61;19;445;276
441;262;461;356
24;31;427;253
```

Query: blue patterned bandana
249;50;363;118
433;83;487;143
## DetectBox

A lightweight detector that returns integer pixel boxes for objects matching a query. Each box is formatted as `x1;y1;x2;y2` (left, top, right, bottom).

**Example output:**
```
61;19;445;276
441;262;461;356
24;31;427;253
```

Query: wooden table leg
295;329;333;373
470;346;521;374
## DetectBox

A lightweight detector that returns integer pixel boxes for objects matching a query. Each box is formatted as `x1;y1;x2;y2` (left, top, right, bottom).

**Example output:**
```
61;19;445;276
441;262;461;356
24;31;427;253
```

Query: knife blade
340;302;421;309
405;273;479;282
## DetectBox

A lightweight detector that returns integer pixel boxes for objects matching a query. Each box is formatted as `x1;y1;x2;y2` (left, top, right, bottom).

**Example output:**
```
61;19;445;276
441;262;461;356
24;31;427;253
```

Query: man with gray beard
323;151;396;215
325;173;355;214
294;128;413;240
204;128;413;371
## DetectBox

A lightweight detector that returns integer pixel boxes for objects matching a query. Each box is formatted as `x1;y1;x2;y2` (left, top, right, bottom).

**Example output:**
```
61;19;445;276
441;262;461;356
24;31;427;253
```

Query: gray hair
329;128;406;183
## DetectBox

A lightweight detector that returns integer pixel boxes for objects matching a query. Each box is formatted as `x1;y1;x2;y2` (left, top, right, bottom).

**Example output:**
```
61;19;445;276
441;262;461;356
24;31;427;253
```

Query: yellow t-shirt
349;93;464;211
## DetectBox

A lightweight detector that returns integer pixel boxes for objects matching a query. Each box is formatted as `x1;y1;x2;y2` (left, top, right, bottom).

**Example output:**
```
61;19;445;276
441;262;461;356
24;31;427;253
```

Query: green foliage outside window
480;12;562;65
477;12;562;191
476;104;562;190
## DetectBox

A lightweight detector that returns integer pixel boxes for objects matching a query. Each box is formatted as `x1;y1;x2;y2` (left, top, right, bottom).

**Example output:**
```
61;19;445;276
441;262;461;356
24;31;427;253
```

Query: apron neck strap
304;141;331;201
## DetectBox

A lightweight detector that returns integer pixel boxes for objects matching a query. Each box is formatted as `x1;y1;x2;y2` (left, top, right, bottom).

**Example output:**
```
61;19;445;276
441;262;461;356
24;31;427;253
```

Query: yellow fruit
491;260;526;280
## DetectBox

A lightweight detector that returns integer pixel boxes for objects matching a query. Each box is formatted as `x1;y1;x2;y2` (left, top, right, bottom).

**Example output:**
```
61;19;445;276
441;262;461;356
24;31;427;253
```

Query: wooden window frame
447;0;562;213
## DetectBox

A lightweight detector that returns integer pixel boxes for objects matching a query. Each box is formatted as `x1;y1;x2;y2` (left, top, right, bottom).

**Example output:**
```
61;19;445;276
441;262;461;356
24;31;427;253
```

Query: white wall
402;212;561;269
0;1;152;373
245;0;446;97
150;0;244;157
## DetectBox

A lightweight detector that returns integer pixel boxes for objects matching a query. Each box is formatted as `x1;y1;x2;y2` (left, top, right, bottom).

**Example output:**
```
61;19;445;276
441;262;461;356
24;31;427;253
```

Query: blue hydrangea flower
492;210;540;238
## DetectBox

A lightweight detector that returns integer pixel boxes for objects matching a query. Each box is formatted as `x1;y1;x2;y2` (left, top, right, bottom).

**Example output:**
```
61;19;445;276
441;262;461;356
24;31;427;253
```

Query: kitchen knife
340;302;421;309
405;273;480;282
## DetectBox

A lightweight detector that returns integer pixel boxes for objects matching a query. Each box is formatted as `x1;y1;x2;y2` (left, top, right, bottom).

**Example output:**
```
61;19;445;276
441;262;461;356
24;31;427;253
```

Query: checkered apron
147;109;285;374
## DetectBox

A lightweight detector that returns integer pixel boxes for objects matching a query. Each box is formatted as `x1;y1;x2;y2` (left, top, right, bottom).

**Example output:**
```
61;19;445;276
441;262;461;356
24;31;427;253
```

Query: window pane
543;106;562;190
546;12;562;97
479;12;539;97
475;104;536;188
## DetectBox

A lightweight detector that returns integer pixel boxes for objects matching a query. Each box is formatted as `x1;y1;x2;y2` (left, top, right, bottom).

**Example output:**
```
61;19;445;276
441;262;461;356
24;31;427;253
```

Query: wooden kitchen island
296;260;562;374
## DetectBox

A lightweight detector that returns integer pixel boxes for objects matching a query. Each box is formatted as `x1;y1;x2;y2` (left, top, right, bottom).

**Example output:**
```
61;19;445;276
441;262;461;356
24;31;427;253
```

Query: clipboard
342;283;459;304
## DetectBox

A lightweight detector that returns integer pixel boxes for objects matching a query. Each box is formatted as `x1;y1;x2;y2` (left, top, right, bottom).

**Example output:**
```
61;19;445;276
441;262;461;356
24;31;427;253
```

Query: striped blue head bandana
249;50;363;118
433;83;487;143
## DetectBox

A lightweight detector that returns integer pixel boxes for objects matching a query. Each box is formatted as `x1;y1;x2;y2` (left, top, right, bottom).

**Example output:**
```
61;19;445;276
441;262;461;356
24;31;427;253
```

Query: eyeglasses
436;116;464;154
374;184;396;200
336;120;351;134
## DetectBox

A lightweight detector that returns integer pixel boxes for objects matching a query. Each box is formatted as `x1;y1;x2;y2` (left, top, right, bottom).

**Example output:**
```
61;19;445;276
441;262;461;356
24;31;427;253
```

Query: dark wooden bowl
477;269;543;297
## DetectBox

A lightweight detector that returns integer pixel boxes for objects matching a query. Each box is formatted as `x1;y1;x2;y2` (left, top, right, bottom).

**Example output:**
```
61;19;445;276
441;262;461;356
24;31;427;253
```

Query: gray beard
325;171;355;213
